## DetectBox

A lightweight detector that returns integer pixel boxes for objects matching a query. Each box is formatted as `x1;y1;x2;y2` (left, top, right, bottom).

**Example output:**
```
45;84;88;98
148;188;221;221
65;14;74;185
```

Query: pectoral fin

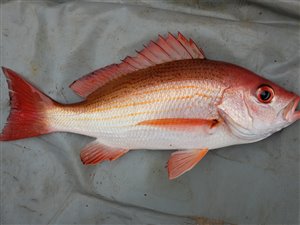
80;140;128;165
167;148;208;179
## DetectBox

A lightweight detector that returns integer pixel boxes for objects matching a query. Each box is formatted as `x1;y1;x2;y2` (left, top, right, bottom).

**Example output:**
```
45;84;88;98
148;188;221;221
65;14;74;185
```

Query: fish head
218;69;299;142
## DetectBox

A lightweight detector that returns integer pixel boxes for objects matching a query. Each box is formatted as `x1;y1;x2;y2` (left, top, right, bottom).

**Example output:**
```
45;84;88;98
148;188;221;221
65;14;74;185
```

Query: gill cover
218;89;257;140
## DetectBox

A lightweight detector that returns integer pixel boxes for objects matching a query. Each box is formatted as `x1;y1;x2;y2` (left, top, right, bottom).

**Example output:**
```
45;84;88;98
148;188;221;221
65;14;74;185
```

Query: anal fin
80;140;128;165
167;148;208;179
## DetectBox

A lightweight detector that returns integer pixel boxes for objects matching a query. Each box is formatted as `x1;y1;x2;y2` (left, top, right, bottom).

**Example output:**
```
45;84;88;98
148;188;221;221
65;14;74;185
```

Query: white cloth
1;1;299;224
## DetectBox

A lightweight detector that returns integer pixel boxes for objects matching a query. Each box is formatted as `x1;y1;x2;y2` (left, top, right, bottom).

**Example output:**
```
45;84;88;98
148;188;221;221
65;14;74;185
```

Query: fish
1;32;299;179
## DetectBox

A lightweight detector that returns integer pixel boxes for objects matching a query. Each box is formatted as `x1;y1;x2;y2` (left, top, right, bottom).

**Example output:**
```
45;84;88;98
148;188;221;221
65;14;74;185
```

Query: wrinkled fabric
0;1;299;224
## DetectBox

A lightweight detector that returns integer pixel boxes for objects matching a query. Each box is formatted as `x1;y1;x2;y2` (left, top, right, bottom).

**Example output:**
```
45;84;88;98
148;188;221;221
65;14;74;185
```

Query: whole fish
1;33;299;179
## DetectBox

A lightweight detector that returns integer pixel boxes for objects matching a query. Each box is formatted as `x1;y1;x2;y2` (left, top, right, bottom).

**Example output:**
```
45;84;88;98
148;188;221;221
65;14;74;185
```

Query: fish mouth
284;96;300;122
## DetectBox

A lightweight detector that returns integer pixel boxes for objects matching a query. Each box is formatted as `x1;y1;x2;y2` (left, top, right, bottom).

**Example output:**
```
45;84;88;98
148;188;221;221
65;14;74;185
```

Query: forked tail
0;67;58;141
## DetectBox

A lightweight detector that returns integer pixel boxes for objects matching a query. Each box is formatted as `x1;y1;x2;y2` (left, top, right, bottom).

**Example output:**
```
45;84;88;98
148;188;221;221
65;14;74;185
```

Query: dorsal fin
69;32;206;98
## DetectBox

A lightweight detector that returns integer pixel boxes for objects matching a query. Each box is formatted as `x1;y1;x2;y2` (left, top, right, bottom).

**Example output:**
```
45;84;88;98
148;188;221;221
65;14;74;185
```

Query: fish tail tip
1;66;8;74
1;66;18;80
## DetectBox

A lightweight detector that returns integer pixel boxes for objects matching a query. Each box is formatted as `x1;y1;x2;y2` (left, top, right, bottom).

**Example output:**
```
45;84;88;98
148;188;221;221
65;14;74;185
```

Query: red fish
1;33;299;179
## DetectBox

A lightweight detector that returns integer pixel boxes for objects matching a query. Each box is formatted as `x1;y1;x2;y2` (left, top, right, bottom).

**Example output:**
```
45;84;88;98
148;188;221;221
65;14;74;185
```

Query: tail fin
0;67;57;141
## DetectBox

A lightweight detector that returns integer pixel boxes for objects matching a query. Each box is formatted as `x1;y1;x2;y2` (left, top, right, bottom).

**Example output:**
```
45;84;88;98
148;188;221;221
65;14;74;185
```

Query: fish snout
293;96;300;121
283;95;300;122
288;96;300;122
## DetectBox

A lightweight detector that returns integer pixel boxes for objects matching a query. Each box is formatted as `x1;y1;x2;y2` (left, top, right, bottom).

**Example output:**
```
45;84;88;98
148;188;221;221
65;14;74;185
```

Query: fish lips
284;96;300;122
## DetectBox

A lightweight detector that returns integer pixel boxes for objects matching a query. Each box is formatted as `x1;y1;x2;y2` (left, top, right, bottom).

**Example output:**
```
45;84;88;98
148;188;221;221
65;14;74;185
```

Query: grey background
0;0;299;224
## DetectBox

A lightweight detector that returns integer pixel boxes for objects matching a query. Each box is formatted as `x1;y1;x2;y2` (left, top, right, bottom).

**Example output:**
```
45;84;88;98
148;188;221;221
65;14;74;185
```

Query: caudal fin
0;67;57;141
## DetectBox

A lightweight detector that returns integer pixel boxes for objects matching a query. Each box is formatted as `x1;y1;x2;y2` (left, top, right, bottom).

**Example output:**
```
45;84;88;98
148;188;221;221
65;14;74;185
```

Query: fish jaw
284;96;300;123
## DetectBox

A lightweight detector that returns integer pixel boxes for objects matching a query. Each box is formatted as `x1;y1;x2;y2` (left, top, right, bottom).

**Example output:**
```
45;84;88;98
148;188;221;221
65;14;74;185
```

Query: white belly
66;122;242;150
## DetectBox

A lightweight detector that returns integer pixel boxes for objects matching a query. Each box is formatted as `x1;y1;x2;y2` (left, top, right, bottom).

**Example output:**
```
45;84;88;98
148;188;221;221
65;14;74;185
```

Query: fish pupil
260;90;271;100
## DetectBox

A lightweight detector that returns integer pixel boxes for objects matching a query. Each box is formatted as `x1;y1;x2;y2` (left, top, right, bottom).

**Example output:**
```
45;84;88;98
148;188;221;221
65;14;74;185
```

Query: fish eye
256;85;274;103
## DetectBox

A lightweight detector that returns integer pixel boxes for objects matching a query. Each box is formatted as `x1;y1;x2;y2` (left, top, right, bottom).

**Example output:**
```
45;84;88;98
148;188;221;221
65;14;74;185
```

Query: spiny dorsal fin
69;32;206;98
